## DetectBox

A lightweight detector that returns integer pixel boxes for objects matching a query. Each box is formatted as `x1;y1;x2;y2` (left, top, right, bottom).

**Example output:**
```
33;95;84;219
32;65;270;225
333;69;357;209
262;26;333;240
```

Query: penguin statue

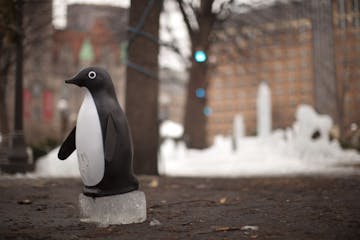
58;67;139;197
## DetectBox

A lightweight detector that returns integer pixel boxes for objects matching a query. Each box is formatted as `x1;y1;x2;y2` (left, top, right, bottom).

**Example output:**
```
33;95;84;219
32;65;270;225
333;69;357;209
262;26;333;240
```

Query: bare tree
177;0;234;148
177;0;215;149
0;1;52;140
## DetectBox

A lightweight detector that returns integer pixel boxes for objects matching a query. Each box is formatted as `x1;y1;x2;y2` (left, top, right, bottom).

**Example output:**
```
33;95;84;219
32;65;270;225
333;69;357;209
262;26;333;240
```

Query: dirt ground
0;175;360;239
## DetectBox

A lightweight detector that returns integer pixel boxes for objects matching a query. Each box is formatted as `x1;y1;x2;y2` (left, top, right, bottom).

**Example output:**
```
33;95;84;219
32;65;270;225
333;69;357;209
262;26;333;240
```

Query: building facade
18;3;186;145
206;0;360;143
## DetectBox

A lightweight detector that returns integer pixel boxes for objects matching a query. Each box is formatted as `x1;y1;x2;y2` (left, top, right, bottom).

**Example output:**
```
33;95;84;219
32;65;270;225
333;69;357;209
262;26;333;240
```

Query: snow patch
160;120;184;138
2;105;359;178
160;105;360;177
35;147;80;177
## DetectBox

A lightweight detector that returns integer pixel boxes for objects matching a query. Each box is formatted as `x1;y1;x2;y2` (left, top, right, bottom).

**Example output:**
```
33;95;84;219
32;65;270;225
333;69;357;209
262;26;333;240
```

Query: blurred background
0;0;359;176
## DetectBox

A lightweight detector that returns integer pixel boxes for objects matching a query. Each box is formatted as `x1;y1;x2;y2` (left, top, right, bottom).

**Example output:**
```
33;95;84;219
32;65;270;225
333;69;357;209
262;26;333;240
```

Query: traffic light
195;88;206;98
203;106;213;116
194;50;207;63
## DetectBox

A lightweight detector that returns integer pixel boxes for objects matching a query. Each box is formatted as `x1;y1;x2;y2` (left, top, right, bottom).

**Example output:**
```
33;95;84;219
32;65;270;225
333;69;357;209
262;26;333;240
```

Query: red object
43;90;53;121
23;89;31;119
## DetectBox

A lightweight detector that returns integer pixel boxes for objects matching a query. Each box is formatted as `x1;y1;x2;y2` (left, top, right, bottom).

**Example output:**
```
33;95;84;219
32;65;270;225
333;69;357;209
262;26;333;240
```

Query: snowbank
159;105;360;177
160;120;184;138
34;147;80;178
2;105;359;178
160;135;360;177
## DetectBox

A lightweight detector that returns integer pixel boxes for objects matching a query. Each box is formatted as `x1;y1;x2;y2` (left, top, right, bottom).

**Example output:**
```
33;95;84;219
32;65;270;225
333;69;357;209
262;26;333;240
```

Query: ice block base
79;190;146;227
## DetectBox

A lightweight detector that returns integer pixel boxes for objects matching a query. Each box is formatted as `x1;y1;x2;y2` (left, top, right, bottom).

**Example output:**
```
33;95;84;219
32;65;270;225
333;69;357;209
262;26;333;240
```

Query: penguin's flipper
105;113;118;162
58;126;76;160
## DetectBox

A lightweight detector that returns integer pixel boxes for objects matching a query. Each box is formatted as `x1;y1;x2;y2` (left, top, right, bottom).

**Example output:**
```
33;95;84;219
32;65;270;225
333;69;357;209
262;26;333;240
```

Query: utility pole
2;0;32;173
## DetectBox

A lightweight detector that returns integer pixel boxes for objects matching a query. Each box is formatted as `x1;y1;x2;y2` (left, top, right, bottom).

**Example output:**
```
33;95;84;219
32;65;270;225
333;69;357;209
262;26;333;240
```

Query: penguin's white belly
76;89;105;186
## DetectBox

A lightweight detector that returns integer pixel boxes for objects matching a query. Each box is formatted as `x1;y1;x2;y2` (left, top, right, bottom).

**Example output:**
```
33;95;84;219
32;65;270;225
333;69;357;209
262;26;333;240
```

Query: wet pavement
0;175;360;239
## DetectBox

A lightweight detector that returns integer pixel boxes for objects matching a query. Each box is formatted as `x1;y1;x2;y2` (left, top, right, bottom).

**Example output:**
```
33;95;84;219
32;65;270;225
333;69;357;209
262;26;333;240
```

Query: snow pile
7;104;358;178
35;147;80;177
32;120;184;178
160;120;184;138
160;105;360;177
281;105;344;167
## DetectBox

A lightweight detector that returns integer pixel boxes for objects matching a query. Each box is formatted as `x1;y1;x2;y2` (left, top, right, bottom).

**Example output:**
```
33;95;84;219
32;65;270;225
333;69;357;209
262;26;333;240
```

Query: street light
2;0;32;173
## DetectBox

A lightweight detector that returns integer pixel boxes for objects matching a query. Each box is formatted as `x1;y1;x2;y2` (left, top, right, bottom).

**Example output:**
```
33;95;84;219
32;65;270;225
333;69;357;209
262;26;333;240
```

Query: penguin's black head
65;67;114;92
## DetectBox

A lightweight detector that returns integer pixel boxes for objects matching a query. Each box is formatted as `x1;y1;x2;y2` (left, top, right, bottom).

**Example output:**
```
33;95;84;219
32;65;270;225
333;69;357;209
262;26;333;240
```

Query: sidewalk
0;175;359;239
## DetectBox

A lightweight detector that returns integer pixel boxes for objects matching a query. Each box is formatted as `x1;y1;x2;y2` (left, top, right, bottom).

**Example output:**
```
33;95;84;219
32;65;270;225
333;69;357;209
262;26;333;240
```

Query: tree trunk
183;1;215;149
125;0;162;175
183;58;208;148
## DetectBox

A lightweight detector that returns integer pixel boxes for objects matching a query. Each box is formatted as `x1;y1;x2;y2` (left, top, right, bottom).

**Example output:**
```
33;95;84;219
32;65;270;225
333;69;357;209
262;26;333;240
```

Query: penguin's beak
65;70;83;86
65;76;78;85
65;78;76;84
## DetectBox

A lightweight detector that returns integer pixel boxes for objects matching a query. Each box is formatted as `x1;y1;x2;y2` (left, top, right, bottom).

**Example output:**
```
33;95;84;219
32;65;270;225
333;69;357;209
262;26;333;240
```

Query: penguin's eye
88;71;96;79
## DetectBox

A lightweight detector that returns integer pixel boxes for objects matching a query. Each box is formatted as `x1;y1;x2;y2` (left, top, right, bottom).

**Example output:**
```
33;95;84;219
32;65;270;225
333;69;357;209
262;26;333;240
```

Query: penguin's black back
83;71;138;197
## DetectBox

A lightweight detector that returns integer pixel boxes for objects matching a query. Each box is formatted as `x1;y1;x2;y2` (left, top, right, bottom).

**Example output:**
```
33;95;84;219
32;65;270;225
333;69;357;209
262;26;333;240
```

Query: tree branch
176;0;194;37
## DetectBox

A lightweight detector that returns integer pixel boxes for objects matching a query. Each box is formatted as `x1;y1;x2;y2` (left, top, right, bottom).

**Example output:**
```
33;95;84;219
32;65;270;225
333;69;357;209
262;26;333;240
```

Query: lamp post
2;0;32;173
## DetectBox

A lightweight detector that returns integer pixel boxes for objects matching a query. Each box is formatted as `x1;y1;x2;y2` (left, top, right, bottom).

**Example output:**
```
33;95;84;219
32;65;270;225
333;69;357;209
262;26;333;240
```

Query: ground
0;175;360;239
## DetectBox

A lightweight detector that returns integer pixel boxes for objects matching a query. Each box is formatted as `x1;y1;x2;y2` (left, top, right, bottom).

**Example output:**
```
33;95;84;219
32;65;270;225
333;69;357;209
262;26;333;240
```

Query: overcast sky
52;0;270;70
52;0;189;70
52;0;269;29
53;0;130;28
